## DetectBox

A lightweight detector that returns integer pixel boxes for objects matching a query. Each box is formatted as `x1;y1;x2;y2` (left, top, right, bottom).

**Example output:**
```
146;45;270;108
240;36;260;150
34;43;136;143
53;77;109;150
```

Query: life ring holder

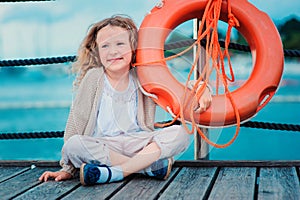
135;0;284;127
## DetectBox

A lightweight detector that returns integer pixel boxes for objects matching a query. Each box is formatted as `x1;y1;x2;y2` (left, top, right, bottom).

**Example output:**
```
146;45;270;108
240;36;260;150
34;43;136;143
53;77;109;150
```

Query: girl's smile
107;57;123;63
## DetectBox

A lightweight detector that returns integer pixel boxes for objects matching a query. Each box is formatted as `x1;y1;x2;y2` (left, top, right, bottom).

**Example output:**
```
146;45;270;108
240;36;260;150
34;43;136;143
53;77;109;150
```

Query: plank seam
0;167;30;184
155;167;182;200
56;183;82;199
104;175;137;199
8;181;43;199
202;167;220;199
254;167;260;200
295;167;300;186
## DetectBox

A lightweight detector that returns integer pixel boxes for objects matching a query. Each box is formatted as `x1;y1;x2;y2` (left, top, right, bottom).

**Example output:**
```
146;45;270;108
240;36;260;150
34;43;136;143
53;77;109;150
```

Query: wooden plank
62;177;134;200
258;167;300;200
109;168;180;200
0;167;59;199
0;160;60;167
14;179;80;200
208;167;256;200
0;167;29;183
1;160;300;167
159;167;217;199
174;160;300;167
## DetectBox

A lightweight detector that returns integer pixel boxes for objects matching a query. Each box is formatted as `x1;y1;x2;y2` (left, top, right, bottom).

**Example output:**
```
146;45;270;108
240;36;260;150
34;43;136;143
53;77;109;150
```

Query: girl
39;15;212;185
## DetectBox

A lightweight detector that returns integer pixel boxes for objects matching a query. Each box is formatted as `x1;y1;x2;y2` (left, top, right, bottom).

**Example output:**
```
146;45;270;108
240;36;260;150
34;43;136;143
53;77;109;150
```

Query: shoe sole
163;157;173;180
80;163;87;186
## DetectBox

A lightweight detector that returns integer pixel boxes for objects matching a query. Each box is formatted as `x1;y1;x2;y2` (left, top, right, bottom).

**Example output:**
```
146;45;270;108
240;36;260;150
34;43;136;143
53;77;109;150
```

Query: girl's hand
194;86;212;113
188;80;212;113
39;171;72;182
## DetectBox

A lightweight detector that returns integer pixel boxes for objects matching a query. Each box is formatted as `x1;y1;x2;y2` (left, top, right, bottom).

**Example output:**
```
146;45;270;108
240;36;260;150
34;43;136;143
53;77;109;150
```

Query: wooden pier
1;160;300;199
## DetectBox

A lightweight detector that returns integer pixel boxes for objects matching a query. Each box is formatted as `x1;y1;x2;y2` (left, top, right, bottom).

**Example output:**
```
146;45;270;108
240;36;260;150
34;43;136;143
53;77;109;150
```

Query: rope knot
228;13;240;27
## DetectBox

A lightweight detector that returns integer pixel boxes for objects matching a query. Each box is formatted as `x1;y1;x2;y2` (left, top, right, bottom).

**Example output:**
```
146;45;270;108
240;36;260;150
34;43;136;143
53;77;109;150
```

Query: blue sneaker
146;158;173;180
80;163;112;186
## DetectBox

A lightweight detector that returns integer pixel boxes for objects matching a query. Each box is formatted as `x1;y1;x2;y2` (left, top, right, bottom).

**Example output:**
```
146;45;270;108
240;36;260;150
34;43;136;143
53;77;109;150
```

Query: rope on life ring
134;0;284;147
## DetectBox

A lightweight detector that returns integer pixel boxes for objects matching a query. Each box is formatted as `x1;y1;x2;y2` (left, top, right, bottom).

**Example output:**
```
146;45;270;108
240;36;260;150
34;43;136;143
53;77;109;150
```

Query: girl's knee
172;125;191;144
62;135;83;155
155;125;191;159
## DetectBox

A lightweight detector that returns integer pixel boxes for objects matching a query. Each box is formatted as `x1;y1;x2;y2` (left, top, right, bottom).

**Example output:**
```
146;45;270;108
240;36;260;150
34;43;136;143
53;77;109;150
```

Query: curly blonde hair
72;15;138;86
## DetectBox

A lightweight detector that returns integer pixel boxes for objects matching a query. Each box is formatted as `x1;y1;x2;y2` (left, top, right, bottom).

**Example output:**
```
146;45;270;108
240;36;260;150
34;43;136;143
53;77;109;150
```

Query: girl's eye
101;44;108;48
117;42;125;46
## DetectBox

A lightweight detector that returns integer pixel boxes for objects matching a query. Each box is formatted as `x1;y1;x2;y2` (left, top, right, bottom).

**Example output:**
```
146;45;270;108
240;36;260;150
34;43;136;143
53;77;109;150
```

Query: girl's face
96;25;133;75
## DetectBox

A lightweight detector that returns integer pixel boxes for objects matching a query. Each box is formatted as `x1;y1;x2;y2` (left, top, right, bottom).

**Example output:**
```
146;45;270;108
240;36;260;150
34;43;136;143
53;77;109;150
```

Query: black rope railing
165;39;300;57
1;120;299;140
0;56;76;67
164;39;252;53
0;39;299;67
283;49;300;57
0;131;63;140
241;121;300;132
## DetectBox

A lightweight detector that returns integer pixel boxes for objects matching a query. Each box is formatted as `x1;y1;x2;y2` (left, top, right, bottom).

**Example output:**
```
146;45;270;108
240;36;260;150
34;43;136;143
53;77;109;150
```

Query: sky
0;0;299;60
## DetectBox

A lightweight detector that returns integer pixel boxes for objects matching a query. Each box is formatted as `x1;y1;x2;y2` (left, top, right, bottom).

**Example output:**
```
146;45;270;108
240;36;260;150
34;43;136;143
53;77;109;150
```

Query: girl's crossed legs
62;125;190;183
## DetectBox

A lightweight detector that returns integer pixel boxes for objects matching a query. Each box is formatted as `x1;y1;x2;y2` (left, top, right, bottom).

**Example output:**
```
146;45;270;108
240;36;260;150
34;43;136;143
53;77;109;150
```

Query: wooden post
193;19;209;160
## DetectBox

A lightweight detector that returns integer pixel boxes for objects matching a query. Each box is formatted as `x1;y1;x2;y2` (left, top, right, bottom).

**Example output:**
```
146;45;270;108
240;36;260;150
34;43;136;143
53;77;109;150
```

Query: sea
0;55;299;161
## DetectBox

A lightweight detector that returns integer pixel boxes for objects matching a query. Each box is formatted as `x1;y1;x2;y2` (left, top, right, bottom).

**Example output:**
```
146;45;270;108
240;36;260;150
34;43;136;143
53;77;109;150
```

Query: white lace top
93;74;140;137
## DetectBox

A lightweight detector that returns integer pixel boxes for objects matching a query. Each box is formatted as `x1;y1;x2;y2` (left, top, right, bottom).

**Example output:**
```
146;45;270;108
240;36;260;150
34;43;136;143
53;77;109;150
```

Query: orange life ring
136;0;284;126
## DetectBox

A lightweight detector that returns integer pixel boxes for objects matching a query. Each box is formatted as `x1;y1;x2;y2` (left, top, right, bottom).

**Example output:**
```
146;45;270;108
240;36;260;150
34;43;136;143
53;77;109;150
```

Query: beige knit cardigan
60;67;156;175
